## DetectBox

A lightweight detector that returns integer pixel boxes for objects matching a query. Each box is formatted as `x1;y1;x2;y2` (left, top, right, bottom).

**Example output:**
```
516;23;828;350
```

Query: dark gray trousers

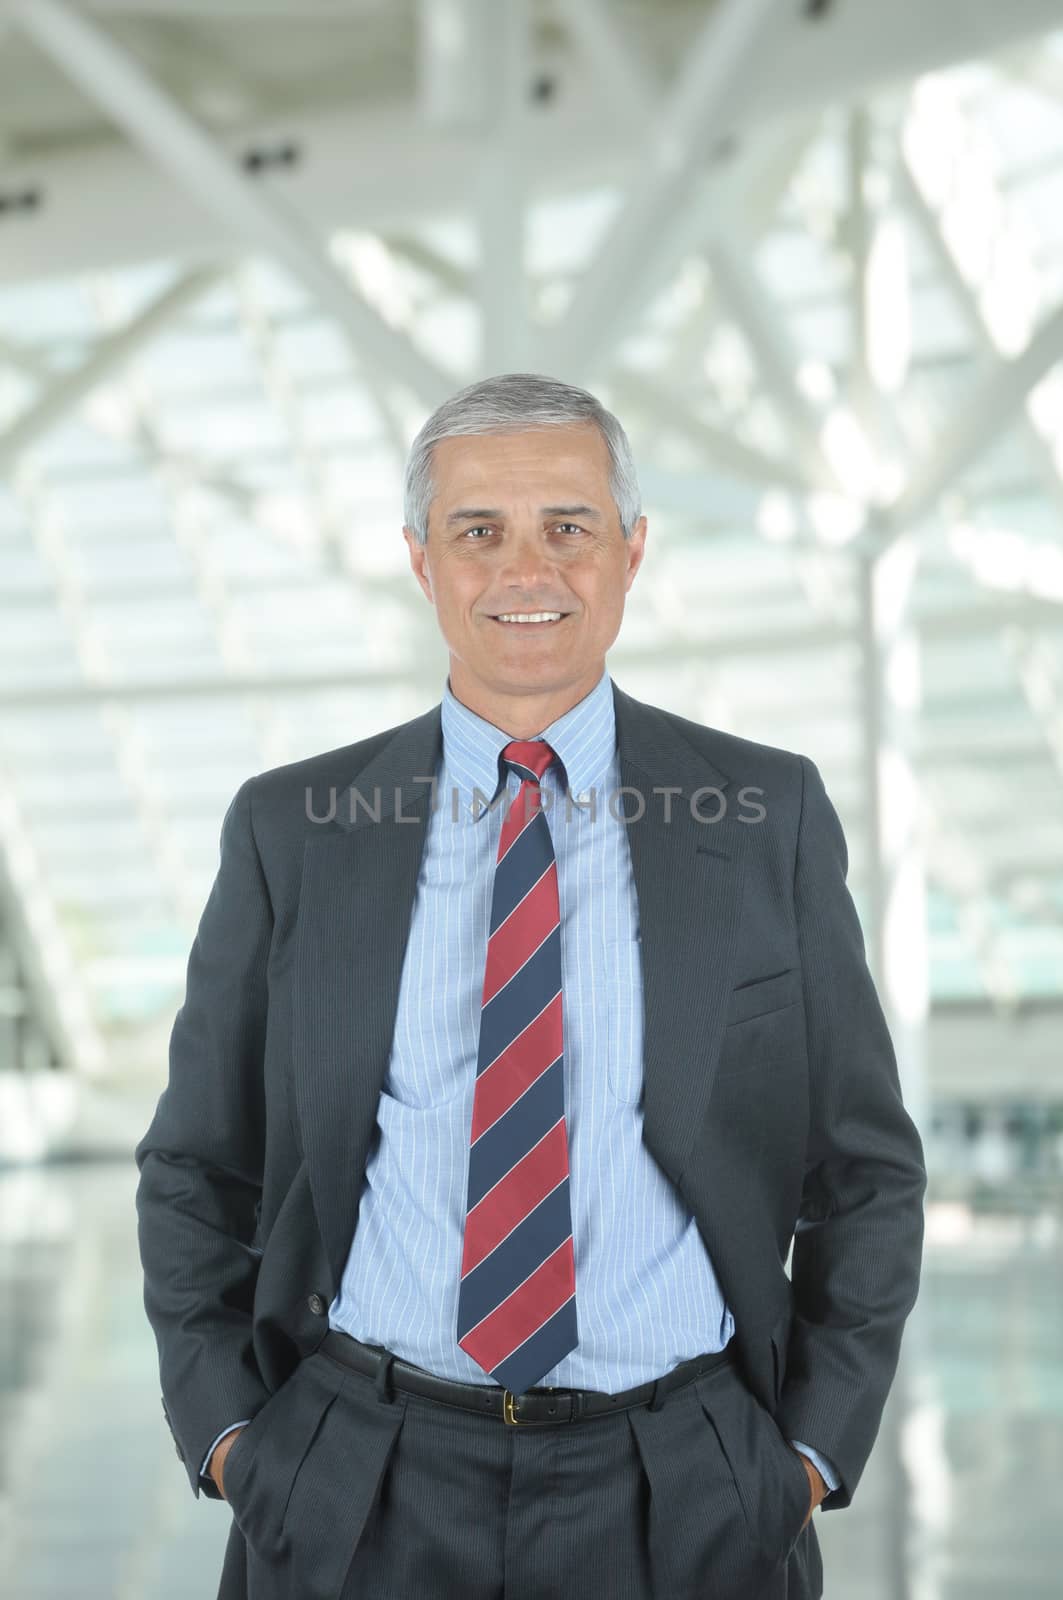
218;1341;825;1600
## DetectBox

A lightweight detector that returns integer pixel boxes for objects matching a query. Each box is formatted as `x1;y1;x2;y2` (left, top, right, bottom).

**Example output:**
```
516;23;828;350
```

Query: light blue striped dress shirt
202;666;838;1495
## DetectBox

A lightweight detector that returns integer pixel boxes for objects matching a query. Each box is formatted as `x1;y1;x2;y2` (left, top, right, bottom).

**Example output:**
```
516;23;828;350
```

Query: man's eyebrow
444;504;604;524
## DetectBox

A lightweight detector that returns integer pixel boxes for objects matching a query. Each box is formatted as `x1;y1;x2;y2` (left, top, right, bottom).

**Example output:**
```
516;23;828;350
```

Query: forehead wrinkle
444;502;604;525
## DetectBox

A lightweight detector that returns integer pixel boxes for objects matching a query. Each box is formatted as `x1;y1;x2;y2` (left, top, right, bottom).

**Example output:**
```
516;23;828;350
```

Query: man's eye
460;522;584;539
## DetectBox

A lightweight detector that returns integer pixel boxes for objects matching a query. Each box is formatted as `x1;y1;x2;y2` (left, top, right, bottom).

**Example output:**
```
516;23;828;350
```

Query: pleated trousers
218;1337;825;1600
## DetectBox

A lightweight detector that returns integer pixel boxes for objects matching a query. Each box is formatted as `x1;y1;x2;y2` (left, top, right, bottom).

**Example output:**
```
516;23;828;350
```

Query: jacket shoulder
237;703;436;832
654;702;808;791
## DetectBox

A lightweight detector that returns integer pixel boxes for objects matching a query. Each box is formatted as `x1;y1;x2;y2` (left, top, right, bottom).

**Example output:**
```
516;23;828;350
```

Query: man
136;371;927;1600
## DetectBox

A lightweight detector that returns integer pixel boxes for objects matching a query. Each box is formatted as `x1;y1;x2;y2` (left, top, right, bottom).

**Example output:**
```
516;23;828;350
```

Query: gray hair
402;371;642;546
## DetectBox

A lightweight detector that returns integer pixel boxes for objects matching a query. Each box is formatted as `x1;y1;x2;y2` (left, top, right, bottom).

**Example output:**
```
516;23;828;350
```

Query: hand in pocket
212;1424;249;1501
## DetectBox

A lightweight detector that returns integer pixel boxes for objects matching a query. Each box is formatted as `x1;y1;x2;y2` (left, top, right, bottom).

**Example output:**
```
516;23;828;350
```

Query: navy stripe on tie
490;811;555;933
467;1055;564;1208
489;1297;578;1392
456;1176;572;1336
476;926;561;1073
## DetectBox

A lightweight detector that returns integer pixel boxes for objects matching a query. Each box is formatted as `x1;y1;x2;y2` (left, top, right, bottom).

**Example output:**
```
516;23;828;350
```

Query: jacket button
308;1293;326;1316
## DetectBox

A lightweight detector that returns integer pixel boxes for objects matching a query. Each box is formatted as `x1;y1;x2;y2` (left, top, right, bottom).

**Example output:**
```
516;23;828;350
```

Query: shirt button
308;1293;327;1316
577;791;591;803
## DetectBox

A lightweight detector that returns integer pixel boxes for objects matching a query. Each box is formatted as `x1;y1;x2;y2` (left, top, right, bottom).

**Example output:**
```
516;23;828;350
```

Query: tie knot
502;738;557;785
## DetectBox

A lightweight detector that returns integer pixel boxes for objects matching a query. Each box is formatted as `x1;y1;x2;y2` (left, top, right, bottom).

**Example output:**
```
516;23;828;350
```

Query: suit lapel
293;678;747;1293
293;704;443;1293
611;682;748;1186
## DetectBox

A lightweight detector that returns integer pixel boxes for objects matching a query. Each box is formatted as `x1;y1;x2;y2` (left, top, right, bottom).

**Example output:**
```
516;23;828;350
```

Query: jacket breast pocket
717;968;801;1076
726;968;800;1026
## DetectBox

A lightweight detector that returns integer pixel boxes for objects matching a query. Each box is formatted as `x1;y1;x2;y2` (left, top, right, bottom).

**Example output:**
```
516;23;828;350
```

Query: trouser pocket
223;1353;345;1563
626;1376;776;1600
270;1356;409;1600
695;1366;810;1570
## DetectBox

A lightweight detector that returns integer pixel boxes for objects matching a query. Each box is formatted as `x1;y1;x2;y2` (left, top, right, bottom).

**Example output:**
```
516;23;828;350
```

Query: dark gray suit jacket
135;677;926;1532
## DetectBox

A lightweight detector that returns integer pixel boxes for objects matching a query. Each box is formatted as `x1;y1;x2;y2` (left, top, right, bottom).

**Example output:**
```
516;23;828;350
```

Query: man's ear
403;525;434;603
624;516;648;591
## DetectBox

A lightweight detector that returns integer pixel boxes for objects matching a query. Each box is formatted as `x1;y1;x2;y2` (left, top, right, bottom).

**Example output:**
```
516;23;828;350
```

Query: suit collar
330;674;732;831
439;666;617;816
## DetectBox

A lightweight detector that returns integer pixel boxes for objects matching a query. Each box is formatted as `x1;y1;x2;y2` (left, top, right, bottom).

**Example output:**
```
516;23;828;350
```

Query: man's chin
465;655;577;693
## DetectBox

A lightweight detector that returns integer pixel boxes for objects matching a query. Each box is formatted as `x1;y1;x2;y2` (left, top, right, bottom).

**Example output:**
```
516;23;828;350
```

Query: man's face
404;422;647;722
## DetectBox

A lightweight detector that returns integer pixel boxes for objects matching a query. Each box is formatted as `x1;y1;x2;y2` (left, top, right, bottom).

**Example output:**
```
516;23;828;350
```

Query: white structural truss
0;1;1061;1118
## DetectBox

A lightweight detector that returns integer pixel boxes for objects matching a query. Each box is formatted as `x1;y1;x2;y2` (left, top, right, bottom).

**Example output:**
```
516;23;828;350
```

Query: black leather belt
318;1328;738;1425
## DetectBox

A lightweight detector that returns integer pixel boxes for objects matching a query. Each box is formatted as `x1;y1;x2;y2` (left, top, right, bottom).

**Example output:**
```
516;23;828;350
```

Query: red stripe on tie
459;1118;569;1275
457;1236;575;1374
481;866;557;1006
470;992;563;1140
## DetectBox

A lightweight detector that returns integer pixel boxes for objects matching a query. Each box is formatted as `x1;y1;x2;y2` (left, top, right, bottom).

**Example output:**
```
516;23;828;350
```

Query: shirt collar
440;667;616;817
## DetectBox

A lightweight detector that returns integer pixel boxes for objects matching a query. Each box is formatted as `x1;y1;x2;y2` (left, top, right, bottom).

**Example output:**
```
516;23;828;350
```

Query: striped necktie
456;737;579;1398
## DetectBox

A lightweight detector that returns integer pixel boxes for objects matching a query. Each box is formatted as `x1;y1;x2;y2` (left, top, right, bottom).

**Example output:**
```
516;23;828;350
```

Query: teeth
496;612;563;623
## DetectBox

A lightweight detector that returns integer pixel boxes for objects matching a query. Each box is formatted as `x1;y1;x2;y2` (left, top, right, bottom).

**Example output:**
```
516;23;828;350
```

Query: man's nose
498;532;558;589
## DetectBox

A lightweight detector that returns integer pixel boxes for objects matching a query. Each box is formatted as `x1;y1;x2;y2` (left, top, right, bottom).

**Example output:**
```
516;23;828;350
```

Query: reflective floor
1;1160;1061;1599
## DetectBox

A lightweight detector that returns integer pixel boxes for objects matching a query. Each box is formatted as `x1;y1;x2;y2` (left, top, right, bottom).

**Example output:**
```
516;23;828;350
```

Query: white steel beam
538;0;778;383
0;664;441;708
853;529;929;1600
635;424;806;498
884;296;1063;532
5;2;1063;289
230;263;410;583
922;782;1024;1010
0;566;424;611
11;439;219;931
633;463;765;526
382;237;817;493
1002;629;1063;781
43;0;1063;61
570;116;824;445
704;229;846;496
0;292;386;581
895;138;1063;804
552;0;659;108
416;0;482;130
922;725;1063;762
845;108;876;422
0;264;223;472
0;98;621;286
4;596;1063;711
896;141;1063;517
9;0;456;409
663;121;822;369
63;2;366;12
0;786;106;1083
860;537;929;1046
475;0;531;373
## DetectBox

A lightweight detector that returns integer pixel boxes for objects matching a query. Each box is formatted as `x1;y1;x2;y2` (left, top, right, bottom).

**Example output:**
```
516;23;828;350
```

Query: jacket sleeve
775;755;927;1513
135;776;274;1499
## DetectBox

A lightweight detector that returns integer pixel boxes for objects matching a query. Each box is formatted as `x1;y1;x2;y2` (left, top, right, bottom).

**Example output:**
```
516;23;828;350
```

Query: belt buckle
503;1389;524;1425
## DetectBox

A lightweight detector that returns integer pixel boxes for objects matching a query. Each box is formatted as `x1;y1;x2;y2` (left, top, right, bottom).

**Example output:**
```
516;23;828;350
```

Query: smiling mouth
488;612;572;627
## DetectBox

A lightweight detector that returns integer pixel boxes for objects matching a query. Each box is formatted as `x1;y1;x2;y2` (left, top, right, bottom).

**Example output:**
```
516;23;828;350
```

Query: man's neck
447;666;605;739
